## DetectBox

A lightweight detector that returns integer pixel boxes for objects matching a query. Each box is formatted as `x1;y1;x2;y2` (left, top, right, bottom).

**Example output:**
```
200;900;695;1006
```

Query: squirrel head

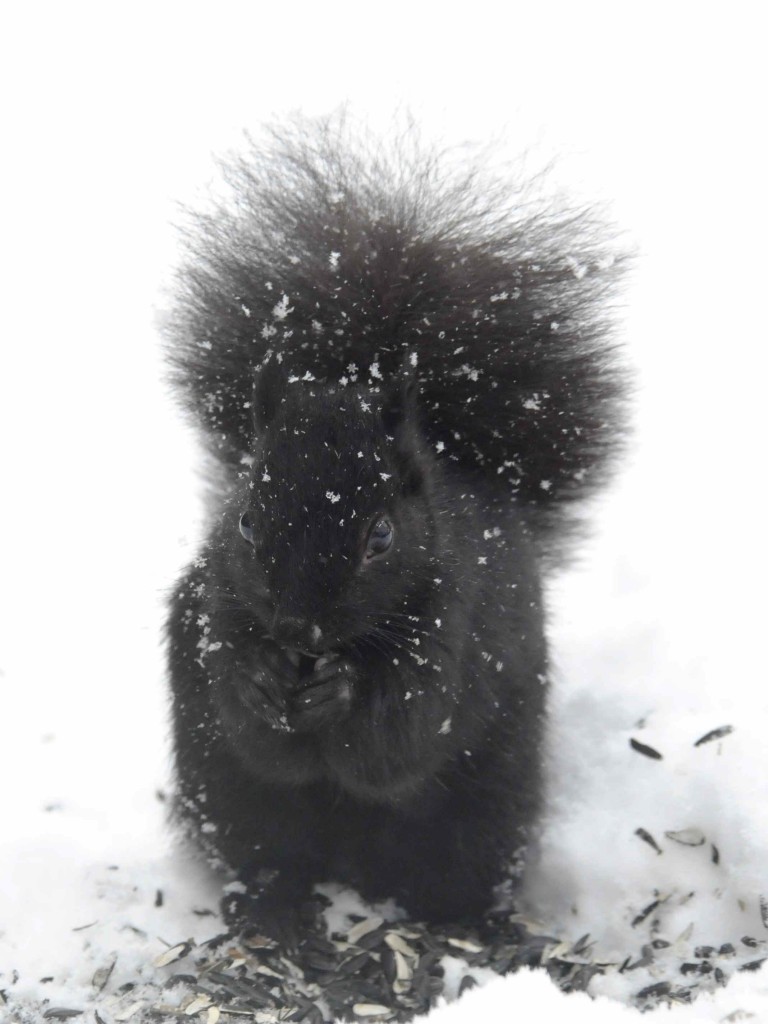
232;358;441;656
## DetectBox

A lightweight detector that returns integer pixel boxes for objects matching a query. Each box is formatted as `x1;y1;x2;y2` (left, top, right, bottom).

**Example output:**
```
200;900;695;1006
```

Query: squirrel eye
365;517;394;560
239;511;255;545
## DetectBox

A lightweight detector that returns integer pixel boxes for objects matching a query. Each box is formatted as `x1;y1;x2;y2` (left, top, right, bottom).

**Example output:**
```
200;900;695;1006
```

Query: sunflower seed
304;934;337;956
631;899;661;927
42;1012;83;1021
446;937;483;953
680;961;712;975
114;1003;144;1021
694;946;717;959
458;974;477;996
164;974;198;989
299;1007;324;1024
254;965;285;980
352;1003;393;1018
353;951;381;976
242;933;277;950
675;923;694;944
635;828;663;854
305;952;339;972
543;940;573;962
571;934;593;957
665;828;706;846
694;725;734;747
739;959;767;972
155;941;194;967
92;956;117;993
629;738;663;760
183;994;213;1015
354;926;390;951
636;981;671;1000
380;946;397;988
384;933;417;958
624;954;653;972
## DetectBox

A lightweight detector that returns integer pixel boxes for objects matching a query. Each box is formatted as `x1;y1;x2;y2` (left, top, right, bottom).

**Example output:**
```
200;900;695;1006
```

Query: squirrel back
165;114;629;549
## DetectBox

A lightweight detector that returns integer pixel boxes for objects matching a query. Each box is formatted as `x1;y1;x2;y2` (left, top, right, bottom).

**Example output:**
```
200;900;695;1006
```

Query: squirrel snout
270;613;326;655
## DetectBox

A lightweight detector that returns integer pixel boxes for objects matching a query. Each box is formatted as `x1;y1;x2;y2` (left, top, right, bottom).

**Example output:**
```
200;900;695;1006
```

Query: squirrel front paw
236;641;299;732
288;655;356;732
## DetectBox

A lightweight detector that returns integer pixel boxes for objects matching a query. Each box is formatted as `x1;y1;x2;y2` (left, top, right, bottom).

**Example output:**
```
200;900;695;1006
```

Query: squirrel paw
288;656;356;732
236;641;299;732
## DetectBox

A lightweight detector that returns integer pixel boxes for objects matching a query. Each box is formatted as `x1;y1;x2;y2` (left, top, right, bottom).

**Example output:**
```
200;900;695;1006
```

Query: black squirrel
164;115;628;931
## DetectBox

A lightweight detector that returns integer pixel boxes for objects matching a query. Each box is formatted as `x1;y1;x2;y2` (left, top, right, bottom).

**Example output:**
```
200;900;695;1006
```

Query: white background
1;2;766;1021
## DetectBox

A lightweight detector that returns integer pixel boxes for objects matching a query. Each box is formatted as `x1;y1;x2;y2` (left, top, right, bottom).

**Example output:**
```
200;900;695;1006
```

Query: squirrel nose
270;613;325;654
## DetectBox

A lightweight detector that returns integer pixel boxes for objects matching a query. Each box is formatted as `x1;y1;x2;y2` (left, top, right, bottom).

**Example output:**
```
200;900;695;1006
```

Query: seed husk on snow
114;1002;144;1021
635;828;663;854
738;958;767;972
636;981;671;1000
20;865;766;1023
92;957;117;993
458;975;477;996
347;917;385;945
384;933;418;958
631;899;662;928
694;946;717;959
154;941;195;968
353;1003;394;1018
446;937;484;954
665;828;706;847
629;738;663;760
680;961;713;976
693;725;734;747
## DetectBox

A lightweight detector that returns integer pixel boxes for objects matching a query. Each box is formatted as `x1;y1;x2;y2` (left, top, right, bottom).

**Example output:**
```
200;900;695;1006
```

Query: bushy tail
165;113;630;540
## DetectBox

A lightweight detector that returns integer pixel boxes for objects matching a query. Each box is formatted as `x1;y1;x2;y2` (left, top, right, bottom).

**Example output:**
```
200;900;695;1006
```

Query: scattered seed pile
5;722;765;1022
9;895;767;1024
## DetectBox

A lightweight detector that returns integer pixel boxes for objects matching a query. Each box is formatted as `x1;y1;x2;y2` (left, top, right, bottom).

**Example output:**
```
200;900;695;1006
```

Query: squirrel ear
252;357;285;433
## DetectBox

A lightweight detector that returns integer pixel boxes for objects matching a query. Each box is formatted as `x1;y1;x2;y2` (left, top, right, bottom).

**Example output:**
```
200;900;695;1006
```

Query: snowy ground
1;3;766;1022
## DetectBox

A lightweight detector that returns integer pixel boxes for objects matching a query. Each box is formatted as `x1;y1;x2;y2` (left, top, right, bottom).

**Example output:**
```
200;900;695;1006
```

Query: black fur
164;115;629;928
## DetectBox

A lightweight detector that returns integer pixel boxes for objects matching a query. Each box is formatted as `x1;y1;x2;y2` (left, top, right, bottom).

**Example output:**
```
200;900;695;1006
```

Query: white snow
1;3;766;1023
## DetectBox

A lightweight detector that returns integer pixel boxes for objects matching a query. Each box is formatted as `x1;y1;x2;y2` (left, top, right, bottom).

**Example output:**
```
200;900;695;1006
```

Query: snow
1;3;767;1022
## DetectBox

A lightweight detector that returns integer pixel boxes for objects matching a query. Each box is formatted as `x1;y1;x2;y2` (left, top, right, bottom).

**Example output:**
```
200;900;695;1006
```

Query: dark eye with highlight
239;511;255;545
365;517;394;560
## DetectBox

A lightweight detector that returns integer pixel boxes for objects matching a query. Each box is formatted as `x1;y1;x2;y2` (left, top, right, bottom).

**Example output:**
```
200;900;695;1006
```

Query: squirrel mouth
284;647;338;681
